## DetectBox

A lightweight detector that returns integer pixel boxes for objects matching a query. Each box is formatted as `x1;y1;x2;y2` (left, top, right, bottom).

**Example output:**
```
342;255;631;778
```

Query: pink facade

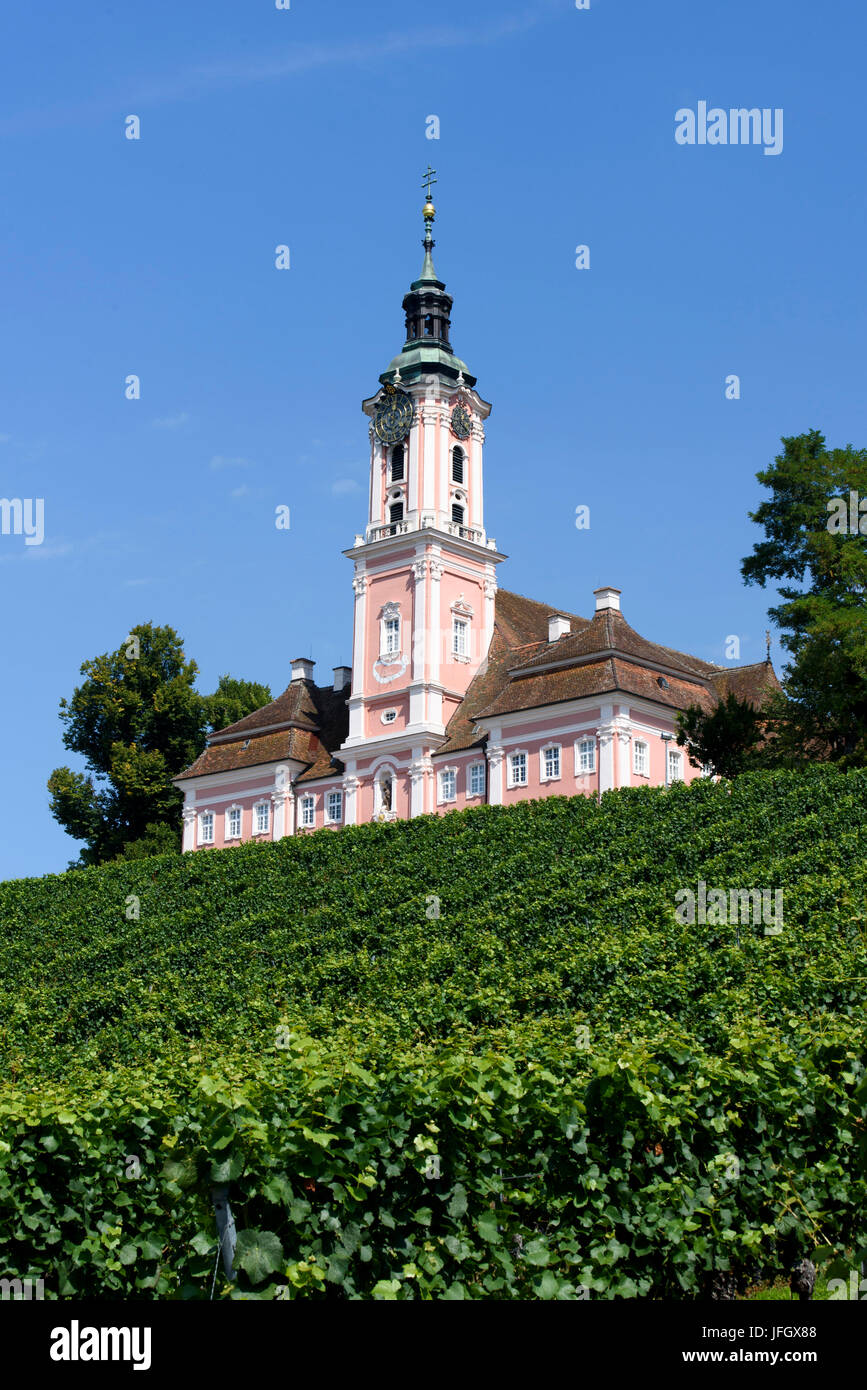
174;194;767;848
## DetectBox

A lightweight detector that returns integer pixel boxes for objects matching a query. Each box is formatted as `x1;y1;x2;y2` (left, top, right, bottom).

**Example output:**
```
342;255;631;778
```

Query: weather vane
422;165;437;205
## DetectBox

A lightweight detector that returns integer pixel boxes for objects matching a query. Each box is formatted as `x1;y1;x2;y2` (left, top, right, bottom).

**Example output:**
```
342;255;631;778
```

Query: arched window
424;314;433;337
389;501;404;524
390;445;404;482
452;447;465;484
451;503;464;526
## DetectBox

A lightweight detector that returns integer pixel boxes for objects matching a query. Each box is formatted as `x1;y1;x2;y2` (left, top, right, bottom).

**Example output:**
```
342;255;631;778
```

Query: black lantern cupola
378;169;477;388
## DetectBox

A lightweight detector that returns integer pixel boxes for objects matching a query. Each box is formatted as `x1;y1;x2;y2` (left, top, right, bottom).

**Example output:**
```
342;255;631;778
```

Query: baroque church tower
338;172;505;821
174;173;777;851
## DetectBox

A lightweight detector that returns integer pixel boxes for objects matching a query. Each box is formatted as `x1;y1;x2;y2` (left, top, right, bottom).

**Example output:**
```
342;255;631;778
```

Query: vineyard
1;767;865;1299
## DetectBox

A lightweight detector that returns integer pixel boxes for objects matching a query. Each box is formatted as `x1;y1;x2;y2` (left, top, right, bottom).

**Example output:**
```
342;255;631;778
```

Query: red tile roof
439;593;776;750
436;590;591;754
175;681;349;782
707;661;782;705
508;606;722;679
174;589;779;781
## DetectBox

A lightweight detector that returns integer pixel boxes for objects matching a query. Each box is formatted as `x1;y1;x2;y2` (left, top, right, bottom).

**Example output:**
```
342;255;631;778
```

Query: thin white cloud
151;413;189;430
331;478;362;495
210;455;252;471
20;542;73;561
0;7;558;134
123;17;553;107
230;485;250;499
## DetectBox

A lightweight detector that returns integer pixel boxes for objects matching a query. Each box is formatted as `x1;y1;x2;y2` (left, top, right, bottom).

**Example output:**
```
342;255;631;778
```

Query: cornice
344;526;507;565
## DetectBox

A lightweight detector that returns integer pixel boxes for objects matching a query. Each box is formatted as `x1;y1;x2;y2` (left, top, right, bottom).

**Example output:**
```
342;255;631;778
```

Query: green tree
118;820;181;861
676;690;767;778
47;624;271;866
203;675;273;734
741;429;867;765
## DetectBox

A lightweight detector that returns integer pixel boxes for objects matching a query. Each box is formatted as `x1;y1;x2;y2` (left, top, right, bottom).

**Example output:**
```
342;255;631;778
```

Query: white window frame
198;810;215;846
326;789;343;824
633;740;649;777
668;750;683;783
540;744;561;782
225;805;242;841
575;738;596;776
438;767;457;804
452;616;469;660
300;794;315;828
467;762;486;798
381;708;398;725
380;602;401;658
507;750;528;788
383;617;400;655
253;800;271;835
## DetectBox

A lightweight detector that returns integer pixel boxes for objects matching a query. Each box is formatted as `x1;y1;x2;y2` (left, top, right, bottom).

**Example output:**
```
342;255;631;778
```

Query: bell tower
341;172;506;769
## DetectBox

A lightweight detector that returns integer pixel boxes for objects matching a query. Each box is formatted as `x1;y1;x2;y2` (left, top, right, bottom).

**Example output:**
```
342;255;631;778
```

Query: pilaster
470;419;484;529
429;554;443;684
342;773;361;826
409;753;432;817
181;803;196;853
488;742;505;804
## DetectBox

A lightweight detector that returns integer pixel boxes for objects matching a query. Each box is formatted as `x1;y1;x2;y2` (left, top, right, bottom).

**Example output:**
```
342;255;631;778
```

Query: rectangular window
468;762;486;797
509;752;528;787
199;811;214;845
301;796;315;827
668;750;682;783
254;802;270;834
384;617;400;655
439;769;457;802
633;741;649;777
326;790;343;823
226;807;242;839
542;745;561;780
578;738;596;775
451;503;464;525
452;617;468;657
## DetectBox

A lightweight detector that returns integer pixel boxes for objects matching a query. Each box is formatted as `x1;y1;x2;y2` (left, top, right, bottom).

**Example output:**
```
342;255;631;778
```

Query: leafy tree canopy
676;691;766;779
203;675;273;734
741;429;867;765
47;624;271;866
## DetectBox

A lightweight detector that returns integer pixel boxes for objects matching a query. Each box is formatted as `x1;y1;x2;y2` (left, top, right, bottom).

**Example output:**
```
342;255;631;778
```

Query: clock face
374;389;413;445
451;404;472;440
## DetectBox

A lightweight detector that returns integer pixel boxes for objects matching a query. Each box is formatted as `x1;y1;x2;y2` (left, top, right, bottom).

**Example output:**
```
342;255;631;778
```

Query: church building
174;178;777;851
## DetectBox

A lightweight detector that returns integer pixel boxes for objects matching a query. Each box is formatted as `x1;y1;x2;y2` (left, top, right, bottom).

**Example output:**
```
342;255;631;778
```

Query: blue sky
2;0;865;880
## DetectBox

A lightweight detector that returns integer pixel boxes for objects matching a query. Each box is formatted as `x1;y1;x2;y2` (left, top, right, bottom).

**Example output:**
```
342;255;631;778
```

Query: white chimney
291;657;315;683
333;665;352;691
593;586;622;613
548;613;571;642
